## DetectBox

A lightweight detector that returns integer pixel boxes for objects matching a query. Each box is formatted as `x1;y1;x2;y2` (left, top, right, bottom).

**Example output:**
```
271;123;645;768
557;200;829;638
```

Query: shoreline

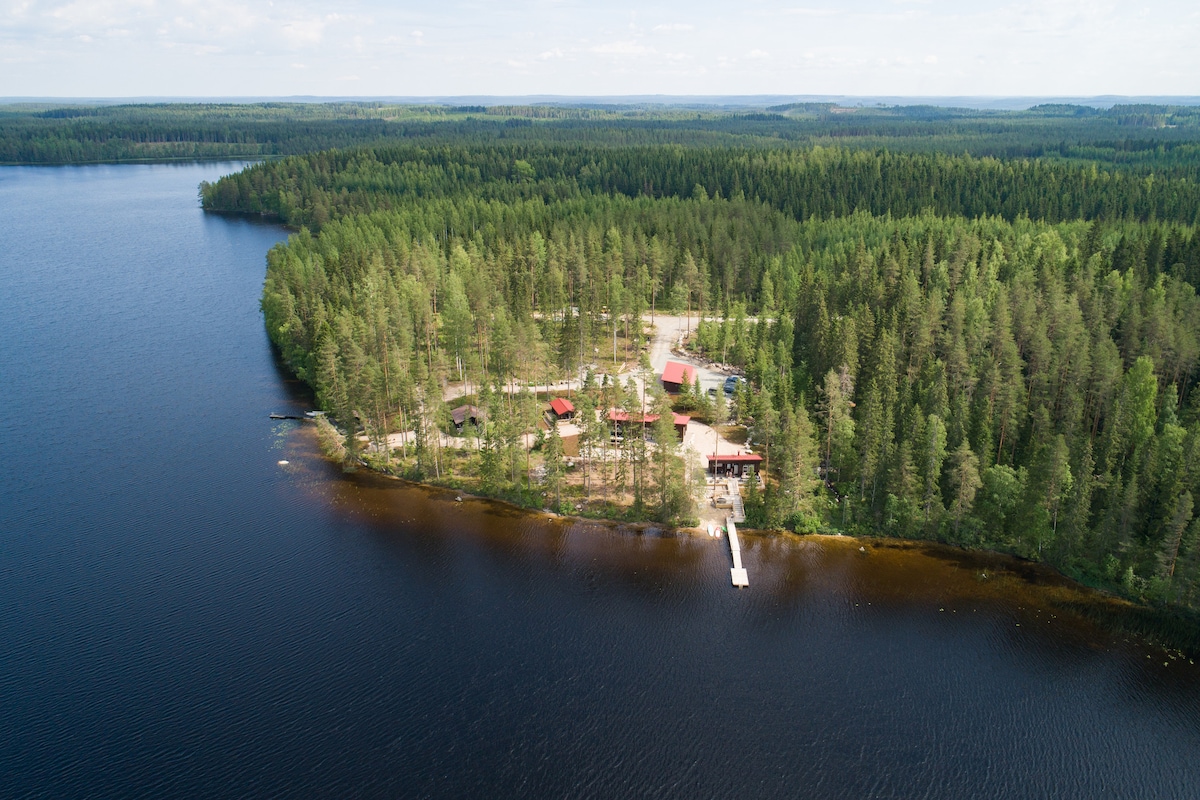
314;429;1200;642
361;454;1200;657
304;437;1200;657
349;451;687;534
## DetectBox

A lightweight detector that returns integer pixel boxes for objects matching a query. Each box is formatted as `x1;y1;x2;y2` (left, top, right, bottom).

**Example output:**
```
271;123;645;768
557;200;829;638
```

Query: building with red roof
549;397;575;419
607;408;658;426
661;361;697;393
606;409;689;440
673;413;690;439
706;452;764;477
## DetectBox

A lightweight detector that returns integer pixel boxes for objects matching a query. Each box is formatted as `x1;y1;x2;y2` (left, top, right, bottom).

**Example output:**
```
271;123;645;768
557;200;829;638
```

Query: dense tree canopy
202;141;1200;230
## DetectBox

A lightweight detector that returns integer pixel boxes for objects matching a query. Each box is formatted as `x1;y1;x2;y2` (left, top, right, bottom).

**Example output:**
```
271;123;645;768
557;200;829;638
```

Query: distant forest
5;100;1200;174
18;99;1200;614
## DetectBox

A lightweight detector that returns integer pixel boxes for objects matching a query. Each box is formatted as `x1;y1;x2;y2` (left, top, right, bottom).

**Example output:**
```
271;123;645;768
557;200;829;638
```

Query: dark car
723;375;744;395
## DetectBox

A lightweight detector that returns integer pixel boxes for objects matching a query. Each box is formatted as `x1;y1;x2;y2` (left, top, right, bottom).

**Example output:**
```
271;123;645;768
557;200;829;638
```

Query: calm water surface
1;163;1198;799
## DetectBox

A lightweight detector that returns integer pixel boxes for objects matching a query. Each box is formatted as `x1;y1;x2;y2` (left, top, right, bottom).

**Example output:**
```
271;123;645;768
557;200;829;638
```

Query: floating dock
727;516;749;587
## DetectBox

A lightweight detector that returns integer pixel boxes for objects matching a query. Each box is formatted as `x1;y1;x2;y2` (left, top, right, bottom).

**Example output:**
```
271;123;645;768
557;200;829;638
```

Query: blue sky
2;0;1198;98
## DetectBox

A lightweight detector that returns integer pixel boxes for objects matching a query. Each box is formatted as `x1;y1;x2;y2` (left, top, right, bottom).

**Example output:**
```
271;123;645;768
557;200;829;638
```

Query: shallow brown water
296;425;1155;654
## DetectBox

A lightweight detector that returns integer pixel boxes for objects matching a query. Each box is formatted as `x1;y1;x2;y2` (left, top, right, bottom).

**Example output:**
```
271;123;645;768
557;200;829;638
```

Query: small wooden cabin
672;413;690;439
450;404;483;430
549;397;576;420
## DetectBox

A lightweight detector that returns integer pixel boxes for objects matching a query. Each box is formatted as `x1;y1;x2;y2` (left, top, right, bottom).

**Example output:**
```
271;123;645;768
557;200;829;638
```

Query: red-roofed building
607;408;658;426
673;413;690;439
606;409;688;440
706;452;764;477
549;397;575;419
661;361;697;393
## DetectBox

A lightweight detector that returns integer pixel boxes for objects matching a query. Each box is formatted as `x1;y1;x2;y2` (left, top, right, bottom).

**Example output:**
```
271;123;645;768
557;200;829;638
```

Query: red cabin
661;361;697;393
706;452;763;477
549;397;575;420
606;409;689;440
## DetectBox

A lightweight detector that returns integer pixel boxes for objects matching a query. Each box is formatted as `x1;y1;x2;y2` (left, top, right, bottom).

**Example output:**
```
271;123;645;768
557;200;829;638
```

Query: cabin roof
549;397;575;415
661;361;697;385
607;408;658;424
705;453;763;464
607;409;689;427
450;404;482;425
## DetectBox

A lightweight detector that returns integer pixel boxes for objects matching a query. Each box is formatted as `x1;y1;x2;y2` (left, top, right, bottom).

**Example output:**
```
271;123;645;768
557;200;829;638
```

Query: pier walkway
727;517;749;587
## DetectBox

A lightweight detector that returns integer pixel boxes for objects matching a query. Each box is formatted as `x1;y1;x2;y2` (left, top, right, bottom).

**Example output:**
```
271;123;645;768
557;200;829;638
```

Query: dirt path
645;313;746;395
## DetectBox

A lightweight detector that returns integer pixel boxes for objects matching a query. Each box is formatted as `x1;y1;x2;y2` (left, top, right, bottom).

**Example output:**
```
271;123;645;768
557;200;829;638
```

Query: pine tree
921;414;948;532
775;400;822;532
545;422;565;511
949;442;982;542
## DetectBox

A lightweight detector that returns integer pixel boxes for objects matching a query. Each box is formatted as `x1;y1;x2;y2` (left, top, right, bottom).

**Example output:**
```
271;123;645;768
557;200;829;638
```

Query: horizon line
4;93;1200;113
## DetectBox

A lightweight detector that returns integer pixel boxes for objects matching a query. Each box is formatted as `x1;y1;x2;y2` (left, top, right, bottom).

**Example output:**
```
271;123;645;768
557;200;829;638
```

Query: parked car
723;375;745;395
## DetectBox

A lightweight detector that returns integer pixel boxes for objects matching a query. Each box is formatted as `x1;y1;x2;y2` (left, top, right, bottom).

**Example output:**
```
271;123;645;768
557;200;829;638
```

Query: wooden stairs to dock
727;479;746;524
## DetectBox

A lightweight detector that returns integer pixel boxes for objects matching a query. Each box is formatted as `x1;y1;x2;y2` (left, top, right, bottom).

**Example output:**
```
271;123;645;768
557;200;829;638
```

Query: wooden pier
727;516;749;587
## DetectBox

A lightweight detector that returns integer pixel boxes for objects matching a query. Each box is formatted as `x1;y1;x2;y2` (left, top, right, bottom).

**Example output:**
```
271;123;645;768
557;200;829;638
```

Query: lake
1;162;1197;799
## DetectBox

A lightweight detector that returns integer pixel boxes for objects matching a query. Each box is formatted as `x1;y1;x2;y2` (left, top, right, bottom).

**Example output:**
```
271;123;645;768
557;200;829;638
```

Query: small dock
727;516;749;587
270;411;323;421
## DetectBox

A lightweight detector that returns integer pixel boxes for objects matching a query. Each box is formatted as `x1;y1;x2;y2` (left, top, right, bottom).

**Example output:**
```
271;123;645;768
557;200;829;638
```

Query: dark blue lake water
1;163;1198;799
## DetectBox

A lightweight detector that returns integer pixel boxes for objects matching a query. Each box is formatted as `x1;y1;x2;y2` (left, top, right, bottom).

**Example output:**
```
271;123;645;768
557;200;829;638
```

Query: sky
2;0;1198;99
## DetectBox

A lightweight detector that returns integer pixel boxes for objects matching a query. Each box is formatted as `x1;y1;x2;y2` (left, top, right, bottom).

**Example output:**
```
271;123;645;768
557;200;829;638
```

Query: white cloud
0;0;1196;97
591;40;654;56
280;18;324;47
47;0;157;29
778;7;840;16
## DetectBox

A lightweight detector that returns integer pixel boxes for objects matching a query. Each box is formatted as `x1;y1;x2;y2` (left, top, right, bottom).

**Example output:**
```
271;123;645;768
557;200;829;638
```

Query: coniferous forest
33;99;1200;614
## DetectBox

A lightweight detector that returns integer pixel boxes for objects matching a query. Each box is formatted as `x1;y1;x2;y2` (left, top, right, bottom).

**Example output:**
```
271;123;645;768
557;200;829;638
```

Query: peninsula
193;103;1200;618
